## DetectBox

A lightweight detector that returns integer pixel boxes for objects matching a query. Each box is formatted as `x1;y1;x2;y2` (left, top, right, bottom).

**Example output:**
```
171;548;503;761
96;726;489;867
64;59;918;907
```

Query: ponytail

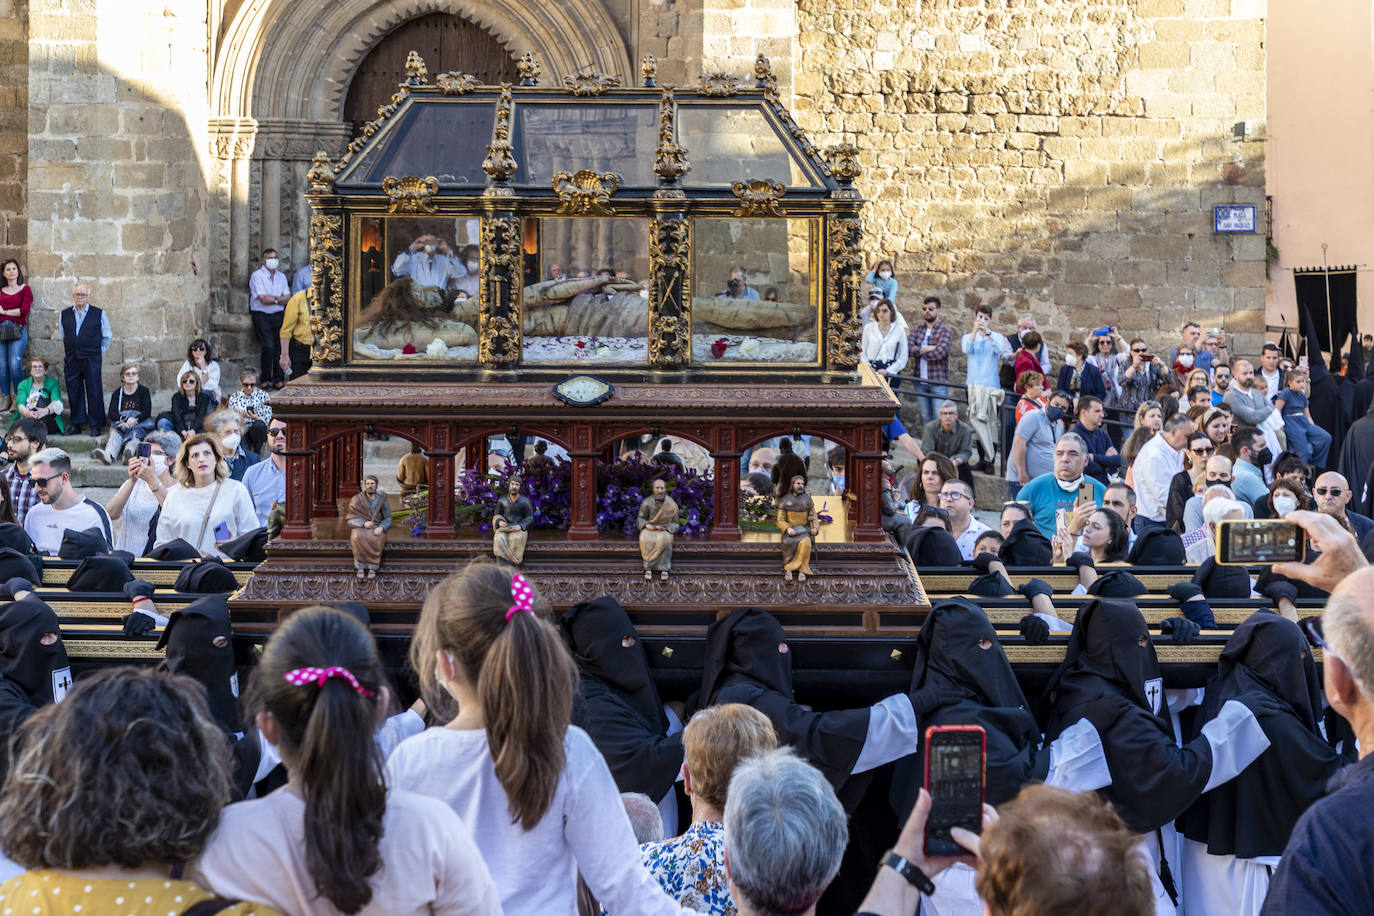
413;561;577;829
254;607;387;913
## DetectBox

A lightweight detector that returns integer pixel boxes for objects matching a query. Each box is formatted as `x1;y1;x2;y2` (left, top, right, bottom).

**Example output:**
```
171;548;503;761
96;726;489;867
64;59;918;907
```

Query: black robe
0;674;34;780
1304;306;1346;465
561;596;682;801
1337;405;1374;510
1177;612;1347;859
1042;599;1217;835
891;598;1049;820
0;595;71;706
696;608;871;805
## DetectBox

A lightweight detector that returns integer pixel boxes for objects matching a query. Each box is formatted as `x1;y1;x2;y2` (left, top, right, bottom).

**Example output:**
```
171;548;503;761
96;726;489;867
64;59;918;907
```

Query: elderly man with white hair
1014;431;1106;538
724;748;848;916
1135;411;1197;523
1186;494;1247;564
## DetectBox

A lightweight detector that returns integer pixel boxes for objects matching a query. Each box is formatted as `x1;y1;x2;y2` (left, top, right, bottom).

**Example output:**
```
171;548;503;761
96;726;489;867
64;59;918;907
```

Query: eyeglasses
1314;487;1346;497
939;491;970;501
1190;445;1215;455
31;474;64;488
4;435;27;443
267;428;287;438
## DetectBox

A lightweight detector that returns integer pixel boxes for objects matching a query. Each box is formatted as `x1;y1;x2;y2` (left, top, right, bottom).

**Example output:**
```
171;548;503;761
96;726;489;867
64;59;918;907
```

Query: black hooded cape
1177;612;1346;859
696;608;870;799
0;595;70;706
891;598;1048;819
1041;599;1215;834
561;596;682;800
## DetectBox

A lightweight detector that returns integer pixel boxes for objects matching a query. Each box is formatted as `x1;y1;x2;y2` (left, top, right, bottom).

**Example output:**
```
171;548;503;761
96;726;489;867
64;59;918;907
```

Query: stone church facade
0;0;1266;387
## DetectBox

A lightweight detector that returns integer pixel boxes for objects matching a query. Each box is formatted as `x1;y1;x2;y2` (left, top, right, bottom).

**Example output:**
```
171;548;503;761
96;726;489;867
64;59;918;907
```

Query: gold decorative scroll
308;211;344;364
482;86;517;195
436;70;480;95
653;86;688;198
730;178;786;217
404;50;429;84
649;218;691;366
642;54;658;87
478;215;523;366
563;69;621;96
700;72;740;96
825;216;864;369
754;53;777;91
306;151;335;194
381;175;440;213
553;169;622;215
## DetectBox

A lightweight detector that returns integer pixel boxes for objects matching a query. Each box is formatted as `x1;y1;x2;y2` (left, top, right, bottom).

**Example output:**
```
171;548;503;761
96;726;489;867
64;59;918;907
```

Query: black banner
1294;267;1358;372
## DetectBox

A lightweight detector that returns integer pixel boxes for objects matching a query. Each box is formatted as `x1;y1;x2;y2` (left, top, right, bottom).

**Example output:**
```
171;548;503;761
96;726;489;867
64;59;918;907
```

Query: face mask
466;259;480;272
1045;406;1064;422
151;455;167;474
264;257;279;270
1252;447;1273;467
1055;475;1083;493
221;433;241;453
1273;494;1298;517
1065;353;1079;367
1178;354;1194;368
424;244;436;254
878;270;892;280
833;475;845;491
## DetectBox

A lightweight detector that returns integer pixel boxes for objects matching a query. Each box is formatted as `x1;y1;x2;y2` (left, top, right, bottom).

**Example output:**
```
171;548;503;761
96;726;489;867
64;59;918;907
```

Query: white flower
425;337;448;358
595;346;614;359
738;337;761;358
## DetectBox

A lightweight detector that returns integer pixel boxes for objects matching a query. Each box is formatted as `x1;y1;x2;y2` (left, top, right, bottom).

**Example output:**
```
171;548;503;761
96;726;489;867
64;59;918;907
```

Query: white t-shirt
193;787;501;916
23;498;112;555
154;478;260;558
387;725;697;916
952;516;992;560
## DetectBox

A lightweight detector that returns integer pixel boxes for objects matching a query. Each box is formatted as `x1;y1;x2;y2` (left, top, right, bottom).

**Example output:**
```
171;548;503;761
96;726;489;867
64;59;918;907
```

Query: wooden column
426;451;457;539
281;425;312;540
710;427;741;541
310;439;337;517
338;431;364;499
568;423;598;540
852;424;886;542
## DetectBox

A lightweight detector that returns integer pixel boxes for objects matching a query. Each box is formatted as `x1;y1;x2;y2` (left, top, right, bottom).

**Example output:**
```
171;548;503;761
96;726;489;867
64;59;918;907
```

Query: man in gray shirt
1223;359;1275;428
1007;390;1070;496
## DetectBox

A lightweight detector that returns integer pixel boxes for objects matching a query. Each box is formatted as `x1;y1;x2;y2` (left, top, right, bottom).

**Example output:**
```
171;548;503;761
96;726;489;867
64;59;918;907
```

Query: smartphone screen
135;442;152;460
213;521;231;542
1215;519;1304;565
923;726;985;857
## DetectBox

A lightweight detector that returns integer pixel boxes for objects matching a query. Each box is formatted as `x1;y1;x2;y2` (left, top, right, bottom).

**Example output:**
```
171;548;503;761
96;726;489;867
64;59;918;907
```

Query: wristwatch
881;850;936;895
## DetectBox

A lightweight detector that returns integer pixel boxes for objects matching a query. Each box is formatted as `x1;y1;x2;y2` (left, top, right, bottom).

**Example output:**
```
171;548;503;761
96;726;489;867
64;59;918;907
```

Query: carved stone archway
206;0;632;333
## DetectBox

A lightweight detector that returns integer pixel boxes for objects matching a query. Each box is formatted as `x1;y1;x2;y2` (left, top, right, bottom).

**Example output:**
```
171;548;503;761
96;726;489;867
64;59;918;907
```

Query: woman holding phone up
154;433;258;558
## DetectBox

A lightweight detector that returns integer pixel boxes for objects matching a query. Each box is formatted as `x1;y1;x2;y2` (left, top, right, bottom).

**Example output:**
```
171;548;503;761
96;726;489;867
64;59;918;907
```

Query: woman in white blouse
860;298;908;389
154;433;259;558
106;429;179;556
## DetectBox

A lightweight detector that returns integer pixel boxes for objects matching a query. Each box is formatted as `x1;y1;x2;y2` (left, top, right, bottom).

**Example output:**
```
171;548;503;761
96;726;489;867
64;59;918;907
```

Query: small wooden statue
777;474;818;581
347;475;392;580
492;476;535;565
636;478;680;581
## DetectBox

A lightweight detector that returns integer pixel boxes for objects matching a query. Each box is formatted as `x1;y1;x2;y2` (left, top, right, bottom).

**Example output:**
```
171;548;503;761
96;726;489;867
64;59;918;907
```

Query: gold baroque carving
700;72;739;96
650;218;690;272
563;69;621;96
826;216;865;370
642;54;657;87
517;51;541;86
306;151;335;194
553;169;622;215
479;314;521;365
482;86;517;193
478;216;523;366
826;144;862;184
730;178;786;217
754;54;776;91
436;70;481;95
649;314;689;366
381;175;439;213
404;50;429;85
649;218;691;366
654;87;689;198
308;212;344;363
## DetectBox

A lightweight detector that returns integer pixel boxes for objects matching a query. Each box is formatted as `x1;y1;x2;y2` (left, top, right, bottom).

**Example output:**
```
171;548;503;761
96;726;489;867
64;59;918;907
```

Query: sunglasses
267;428;287;438
1314;487;1346;497
1190;446;1216;455
1132;347;1148;353
192;345;207;351
1302;616;1334;656
32;474;64;488
242;382;257;388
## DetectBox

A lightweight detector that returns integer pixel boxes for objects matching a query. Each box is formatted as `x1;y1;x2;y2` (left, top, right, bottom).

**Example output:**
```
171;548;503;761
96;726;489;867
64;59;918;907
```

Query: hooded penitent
560;596;681;799
892;598;1048;818
999;518;1052;566
157;594;239;735
0;595;71;705
1177;612;1346;859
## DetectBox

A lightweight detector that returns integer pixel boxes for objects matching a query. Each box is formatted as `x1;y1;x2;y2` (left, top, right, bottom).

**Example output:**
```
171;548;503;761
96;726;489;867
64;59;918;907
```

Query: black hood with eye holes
561;595;667;733
0;595;69;705
157;595;240;734
699;607;793;707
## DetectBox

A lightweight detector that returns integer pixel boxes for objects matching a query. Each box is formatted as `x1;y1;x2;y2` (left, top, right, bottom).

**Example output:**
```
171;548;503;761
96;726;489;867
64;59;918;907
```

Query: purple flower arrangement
594;453;714;538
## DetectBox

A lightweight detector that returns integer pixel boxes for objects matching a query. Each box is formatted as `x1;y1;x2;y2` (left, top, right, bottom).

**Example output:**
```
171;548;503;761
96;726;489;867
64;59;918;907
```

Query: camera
727;278;743;294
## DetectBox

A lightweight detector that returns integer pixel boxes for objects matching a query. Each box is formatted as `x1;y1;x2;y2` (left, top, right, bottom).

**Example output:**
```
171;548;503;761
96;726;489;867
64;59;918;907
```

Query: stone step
48;434;103;453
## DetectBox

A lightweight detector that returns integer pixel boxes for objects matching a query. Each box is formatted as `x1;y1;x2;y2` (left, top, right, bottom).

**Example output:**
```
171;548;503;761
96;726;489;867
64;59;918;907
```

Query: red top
0;285;32;325
1012;348;1044;392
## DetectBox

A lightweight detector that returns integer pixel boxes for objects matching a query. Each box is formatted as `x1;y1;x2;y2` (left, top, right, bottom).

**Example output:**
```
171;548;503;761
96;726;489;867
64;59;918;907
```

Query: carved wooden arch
449;425;576;457
589;425;715;455
734;428;859;455
213;0;634;121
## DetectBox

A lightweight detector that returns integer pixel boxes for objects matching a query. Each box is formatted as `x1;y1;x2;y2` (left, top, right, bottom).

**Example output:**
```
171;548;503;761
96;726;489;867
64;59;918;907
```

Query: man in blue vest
57;284;111;436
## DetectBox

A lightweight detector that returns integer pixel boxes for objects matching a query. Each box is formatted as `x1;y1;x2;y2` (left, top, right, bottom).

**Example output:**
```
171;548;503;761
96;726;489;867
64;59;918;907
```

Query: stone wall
0;0;26;254
25;0;211;391
792;0;1268;365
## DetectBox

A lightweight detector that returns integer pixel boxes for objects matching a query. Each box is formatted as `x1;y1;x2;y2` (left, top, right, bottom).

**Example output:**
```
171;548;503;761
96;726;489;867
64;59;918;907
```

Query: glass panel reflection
345;102;493;186
691;218;817;363
521;217;650;362
514;104;658;187
351;216;482;361
677;104;816;187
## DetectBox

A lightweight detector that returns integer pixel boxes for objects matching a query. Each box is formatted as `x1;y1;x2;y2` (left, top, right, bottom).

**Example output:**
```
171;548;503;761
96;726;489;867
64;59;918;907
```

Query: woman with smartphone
1120;338;1165;414
106;429;180;555
153;433;259;559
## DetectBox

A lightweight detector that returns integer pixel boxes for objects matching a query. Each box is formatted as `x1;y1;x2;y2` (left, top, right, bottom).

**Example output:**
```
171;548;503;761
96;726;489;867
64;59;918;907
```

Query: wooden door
343;13;517;131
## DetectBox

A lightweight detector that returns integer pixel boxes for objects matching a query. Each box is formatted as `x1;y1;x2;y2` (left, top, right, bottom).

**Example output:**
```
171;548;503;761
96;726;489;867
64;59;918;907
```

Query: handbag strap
195;480;224;550
181;898;243;916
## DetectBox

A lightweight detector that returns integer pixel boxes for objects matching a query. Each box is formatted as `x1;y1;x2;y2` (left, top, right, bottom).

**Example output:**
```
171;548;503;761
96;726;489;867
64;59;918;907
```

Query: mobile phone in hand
213;521;231;542
1215;518;1305;566
136;442;152;460
923;725;986;857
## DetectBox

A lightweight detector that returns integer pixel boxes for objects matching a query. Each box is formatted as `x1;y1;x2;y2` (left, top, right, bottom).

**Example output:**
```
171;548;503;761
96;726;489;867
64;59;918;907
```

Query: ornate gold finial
381;176;440;213
754;53;776;90
306;151;335;194
404;50;429;85
654;86;688;199
731;178;786;217
553;169;622;215
482;86;518;195
642;54;657;87
517;51;541;86
436;70;480;95
563;69;621;96
825;143;862;197
700;72;739;97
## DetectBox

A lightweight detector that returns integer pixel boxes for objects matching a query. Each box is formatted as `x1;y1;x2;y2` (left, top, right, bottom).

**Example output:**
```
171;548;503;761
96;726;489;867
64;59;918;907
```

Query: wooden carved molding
404;50;430;85
564;69;622;96
306;151;335;195
478;215;523;366
653;86;689;198
754;53;777;91
436;70;481;95
642;54;657;87
700;72;739;97
826;216;865;370
730;178;786;217
553;169;622;215
307;211;344;364
381;175;440;213
482;86;517;194
649;217;691;366
517;51;541;86
826;144;862;184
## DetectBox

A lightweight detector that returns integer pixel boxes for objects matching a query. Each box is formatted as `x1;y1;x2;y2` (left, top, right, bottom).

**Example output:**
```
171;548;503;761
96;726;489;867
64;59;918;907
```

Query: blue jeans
912;381;948;428
0;327;26;398
1283;414;1332;468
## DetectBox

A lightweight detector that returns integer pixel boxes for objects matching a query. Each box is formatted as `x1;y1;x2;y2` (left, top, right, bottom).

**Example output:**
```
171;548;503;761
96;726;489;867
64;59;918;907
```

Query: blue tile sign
1214;204;1257;233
